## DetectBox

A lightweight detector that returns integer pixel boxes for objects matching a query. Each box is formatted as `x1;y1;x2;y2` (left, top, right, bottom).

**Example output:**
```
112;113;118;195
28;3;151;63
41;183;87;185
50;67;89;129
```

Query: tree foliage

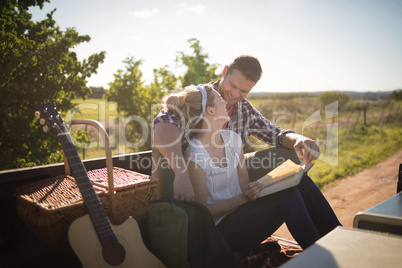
389;89;402;101
176;38;220;86
152;65;178;93
105;57;178;151
106;57;146;117
318;92;350;110
0;0;105;170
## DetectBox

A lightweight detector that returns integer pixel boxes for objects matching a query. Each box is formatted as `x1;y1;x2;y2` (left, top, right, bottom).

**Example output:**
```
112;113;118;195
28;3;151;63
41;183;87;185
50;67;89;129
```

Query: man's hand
281;132;321;164
244;181;263;201
173;171;195;201
293;136;321;164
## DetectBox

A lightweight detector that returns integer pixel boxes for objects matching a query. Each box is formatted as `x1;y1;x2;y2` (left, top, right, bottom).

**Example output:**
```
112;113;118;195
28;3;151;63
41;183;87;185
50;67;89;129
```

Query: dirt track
273;149;402;241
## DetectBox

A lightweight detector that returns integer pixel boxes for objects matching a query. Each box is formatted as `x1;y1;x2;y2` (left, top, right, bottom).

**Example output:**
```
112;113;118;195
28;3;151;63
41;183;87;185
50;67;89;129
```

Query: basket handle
64;119;116;215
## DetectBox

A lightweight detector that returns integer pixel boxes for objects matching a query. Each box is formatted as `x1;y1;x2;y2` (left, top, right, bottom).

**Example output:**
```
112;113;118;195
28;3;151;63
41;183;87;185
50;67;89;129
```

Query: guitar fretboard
58;132;117;246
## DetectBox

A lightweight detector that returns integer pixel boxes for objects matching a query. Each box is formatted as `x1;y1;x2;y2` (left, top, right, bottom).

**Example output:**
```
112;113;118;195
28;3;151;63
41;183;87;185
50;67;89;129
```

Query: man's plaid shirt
153;81;293;148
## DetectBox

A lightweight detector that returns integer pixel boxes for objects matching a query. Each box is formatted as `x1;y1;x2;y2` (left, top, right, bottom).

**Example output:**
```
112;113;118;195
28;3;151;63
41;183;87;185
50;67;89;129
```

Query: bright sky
29;0;402;92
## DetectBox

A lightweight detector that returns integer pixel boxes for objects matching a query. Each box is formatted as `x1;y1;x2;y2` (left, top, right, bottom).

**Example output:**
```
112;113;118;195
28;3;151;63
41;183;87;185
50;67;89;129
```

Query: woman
163;84;341;252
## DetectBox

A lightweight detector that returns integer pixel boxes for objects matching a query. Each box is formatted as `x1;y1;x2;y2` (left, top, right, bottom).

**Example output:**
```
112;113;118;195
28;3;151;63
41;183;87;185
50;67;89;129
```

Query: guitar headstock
36;103;67;135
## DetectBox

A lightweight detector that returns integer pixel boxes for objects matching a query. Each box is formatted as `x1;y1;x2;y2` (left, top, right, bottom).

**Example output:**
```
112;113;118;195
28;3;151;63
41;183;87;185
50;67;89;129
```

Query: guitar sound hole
102;240;126;266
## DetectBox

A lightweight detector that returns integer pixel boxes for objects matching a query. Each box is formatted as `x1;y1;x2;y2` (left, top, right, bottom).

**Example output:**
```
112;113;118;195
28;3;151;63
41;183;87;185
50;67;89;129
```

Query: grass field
309;125;402;187
70;98;120;120
67;98;123;158
69;96;402;188
248;96;402;187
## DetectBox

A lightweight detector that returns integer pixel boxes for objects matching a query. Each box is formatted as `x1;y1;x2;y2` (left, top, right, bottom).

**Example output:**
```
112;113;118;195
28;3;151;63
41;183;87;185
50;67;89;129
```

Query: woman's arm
237;147;262;200
188;160;249;220
237;146;249;191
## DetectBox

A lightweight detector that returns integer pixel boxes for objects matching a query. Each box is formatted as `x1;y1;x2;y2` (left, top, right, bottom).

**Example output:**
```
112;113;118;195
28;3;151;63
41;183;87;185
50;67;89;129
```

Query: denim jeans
216;174;342;251
216;147;341;251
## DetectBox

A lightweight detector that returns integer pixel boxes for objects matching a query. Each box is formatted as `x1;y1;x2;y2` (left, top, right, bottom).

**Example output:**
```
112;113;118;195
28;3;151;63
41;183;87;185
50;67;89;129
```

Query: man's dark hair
227;55;262;82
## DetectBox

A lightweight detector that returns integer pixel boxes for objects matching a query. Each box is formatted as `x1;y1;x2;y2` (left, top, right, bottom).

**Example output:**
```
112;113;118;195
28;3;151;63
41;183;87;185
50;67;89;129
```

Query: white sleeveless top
184;130;243;224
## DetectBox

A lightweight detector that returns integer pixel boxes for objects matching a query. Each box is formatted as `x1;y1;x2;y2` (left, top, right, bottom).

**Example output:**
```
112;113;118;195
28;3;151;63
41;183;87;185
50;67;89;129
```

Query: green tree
389;89;402;101
176;38;220;86
318;92;350;110
0;0;105;170
149;65;178;116
106;57;146;117
152;65;178;93
106;58;178;152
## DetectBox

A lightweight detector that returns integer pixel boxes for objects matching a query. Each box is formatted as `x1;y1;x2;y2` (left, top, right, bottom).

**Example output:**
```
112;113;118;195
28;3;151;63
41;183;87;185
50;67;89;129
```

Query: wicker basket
16;119;160;247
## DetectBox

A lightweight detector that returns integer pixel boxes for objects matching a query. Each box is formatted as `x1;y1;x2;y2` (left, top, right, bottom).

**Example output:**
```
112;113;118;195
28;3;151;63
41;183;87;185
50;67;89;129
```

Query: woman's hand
244;181;263;201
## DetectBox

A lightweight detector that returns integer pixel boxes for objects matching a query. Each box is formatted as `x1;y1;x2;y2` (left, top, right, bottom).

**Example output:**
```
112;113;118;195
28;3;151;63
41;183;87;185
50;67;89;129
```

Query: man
153;55;320;201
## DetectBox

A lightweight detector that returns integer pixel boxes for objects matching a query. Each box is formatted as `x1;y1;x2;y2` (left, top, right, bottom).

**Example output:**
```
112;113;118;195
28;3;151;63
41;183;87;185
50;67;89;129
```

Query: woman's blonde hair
163;84;215;128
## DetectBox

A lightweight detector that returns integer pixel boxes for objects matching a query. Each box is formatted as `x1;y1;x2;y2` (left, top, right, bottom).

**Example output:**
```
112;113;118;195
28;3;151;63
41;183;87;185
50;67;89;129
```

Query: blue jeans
216;174;342;251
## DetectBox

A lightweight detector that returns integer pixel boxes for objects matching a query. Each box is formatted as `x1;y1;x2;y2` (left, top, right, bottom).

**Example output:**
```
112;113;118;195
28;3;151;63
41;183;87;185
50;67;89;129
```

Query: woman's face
210;89;230;123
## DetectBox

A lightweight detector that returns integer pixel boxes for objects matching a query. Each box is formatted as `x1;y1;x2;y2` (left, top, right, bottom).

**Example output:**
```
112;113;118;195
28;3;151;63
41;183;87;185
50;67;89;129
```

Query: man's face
219;68;256;109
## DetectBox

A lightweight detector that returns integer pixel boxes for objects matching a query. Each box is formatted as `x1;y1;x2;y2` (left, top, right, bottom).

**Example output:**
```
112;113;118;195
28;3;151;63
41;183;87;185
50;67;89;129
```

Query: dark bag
147;198;241;268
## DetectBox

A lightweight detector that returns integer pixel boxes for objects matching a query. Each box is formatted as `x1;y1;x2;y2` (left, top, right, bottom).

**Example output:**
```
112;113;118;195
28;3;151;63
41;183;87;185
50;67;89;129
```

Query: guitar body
69;215;166;268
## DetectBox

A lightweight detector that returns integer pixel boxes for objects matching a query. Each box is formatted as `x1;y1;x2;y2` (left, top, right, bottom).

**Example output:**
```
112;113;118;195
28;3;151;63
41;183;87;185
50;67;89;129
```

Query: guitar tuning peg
35;111;41;118
43;126;49;132
39;118;46;125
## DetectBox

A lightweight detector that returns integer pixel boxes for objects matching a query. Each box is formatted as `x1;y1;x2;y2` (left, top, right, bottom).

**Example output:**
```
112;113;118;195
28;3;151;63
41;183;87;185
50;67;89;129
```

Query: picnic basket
16;119;160;247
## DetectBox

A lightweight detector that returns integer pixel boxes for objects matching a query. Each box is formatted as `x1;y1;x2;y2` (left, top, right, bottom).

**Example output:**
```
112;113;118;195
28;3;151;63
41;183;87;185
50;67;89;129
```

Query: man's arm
281;132;321;164
153;122;195;200
244;102;320;164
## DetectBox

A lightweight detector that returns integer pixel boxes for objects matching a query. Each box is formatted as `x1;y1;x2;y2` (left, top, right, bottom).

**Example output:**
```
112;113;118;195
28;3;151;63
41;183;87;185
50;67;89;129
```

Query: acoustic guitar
36;103;166;268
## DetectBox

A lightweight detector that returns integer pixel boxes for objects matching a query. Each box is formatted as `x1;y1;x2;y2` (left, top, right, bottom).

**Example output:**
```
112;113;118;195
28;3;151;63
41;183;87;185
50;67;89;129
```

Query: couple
152;55;341;252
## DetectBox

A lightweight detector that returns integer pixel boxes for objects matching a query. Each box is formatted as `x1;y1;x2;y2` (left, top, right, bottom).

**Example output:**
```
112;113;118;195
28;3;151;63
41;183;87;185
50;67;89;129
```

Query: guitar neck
58;132;117;246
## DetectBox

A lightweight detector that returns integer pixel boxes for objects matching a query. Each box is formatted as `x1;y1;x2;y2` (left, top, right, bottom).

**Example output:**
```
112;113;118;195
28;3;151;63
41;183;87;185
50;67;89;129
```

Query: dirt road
273;149;402;241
